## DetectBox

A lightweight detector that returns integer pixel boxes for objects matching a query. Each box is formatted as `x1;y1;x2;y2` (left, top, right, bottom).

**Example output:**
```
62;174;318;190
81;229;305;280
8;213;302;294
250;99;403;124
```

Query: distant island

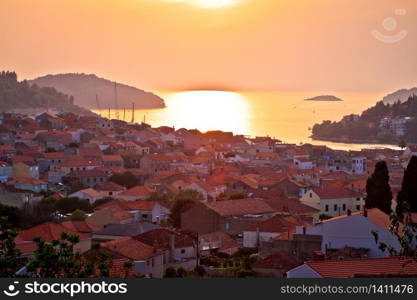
312;93;417;145
304;95;342;101
29;73;166;110
0;71;94;116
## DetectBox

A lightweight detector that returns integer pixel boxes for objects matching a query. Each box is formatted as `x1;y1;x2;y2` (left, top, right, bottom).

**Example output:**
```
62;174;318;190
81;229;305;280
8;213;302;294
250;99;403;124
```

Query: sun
166;0;240;9
191;0;239;8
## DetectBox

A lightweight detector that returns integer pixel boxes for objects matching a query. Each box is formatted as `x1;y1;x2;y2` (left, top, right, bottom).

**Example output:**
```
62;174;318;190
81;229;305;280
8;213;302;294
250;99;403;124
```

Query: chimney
347;209;352;216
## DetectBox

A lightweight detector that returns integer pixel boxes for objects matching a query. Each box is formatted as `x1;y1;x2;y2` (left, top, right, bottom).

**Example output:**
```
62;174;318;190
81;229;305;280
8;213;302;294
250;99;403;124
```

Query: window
356;197;360;201
342;204;346;211
334;204;338;211
109;192;113;196
309;192;312;198
325;205;329;212
181;249;185;254
356;205;360;210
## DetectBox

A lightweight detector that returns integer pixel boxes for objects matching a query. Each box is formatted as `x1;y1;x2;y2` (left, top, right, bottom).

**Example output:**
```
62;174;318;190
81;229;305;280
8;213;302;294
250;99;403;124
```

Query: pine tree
397;156;417;217
365;161;392;214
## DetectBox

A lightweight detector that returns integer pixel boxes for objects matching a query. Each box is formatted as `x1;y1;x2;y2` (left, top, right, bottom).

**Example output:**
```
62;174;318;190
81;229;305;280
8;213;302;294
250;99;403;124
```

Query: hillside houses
0;111;414;278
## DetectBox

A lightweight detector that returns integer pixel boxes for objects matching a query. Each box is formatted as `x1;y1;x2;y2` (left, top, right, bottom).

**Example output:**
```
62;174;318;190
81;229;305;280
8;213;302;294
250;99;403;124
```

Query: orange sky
1;0;416;93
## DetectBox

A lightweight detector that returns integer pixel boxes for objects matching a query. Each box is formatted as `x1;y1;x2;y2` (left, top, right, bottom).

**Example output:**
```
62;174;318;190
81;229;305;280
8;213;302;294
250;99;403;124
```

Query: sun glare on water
166;0;240;9
159;90;250;134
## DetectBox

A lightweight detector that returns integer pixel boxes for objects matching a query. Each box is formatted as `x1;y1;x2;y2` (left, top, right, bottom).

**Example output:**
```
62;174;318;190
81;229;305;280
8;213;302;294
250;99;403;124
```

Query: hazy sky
1;0;417;93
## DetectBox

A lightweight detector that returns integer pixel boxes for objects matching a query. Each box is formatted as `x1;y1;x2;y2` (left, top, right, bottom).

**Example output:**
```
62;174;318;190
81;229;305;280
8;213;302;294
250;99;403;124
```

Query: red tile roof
61;221;102;233
102;155;123;162
17;222;88;242
108;258;143;278
8;178;47;185
102;237;157;260
42;152;66;159
134;228;195;248
206;198;275;216
305;257;417;278
0;145;16;151
252;251;303;270
313;187;363;199
96;199;157;211
96;181;126;192
118;185;154;198
245;215;307;233
11;155;35;165
263;197;320;214
145;154;171;162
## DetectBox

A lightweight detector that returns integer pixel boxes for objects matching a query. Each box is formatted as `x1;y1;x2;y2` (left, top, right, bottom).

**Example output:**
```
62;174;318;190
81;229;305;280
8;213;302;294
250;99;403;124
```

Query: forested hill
30;73;165;110
312;94;417;144
0;71;94;116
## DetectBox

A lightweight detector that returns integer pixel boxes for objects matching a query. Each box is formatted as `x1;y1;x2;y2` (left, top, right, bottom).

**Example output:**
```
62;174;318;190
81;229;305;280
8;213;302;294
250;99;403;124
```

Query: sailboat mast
96;94;101;117
131;102;135;123
114;82;120;120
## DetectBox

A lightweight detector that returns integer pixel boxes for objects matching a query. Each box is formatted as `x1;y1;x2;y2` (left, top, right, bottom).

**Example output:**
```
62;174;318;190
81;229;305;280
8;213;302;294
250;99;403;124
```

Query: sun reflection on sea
158;90;251;134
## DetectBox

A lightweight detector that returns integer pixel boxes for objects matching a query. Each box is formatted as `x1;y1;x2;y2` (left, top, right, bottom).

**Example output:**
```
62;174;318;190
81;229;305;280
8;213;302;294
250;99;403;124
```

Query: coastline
310;135;398;147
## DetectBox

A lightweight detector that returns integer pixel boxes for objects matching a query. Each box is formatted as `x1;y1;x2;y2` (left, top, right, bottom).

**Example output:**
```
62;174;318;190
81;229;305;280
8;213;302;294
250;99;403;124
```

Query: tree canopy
0;71;92;115
397;156;417;217
365;161;392;214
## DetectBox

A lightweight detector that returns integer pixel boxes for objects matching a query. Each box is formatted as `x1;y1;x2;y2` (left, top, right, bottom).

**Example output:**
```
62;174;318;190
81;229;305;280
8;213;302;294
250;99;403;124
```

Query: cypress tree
397;155;417;216
365;161;392;214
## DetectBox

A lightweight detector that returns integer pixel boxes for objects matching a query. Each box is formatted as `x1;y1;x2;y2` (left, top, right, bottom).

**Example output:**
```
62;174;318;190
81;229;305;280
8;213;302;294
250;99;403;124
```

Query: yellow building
300;187;365;218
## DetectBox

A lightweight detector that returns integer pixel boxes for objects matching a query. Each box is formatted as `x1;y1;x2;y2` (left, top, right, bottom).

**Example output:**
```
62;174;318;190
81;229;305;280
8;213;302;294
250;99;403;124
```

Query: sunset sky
1;0;417;93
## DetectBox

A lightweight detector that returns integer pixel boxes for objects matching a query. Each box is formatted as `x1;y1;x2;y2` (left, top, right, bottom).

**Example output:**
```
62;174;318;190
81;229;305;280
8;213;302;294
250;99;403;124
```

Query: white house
351;156;366;174
243;215;305;248
65;128;85;143
294;157;314;170
403;145;417;158
126;201;171;224
69;188;102;204
294;208;400;258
